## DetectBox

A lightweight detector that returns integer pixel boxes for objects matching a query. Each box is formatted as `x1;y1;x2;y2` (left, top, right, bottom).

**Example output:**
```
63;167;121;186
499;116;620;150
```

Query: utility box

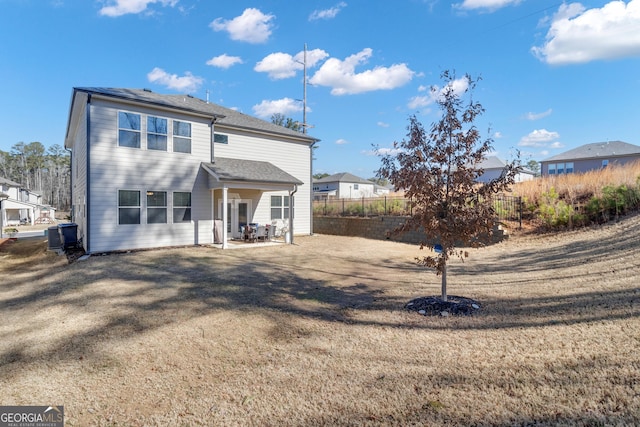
58;223;78;250
47;226;62;250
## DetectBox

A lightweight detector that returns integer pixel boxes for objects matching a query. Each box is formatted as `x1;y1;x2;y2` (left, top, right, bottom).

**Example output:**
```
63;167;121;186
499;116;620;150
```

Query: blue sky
1;0;639;178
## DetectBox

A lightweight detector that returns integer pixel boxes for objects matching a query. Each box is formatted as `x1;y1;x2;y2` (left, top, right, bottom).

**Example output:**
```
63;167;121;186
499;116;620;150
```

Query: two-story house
64;88;318;253
0;176;56;226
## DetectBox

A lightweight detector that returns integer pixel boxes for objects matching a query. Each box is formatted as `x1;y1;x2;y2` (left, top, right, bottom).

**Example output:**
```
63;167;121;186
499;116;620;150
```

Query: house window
173;120;191;153
556;163;564;174
271;195;292;220
548;164;556;175
354;184;359;190
118;112;141;148
565;162;574;173
173;192;192;223
118;190;140;224
146;191;167;224
147;116;168;151
602;159;609;167
214;133;228;144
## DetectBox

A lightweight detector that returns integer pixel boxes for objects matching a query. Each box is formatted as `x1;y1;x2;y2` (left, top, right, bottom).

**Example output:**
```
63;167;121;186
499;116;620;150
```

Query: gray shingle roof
73;87;319;143
0;177;22;187
543;141;640;162
202;158;303;185
314;172;373;185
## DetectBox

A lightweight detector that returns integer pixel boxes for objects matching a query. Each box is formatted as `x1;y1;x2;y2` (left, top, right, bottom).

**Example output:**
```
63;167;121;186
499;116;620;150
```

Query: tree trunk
441;258;447;302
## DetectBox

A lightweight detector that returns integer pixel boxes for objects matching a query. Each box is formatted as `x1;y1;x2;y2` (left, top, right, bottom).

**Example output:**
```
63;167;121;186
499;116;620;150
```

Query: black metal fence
313;194;523;226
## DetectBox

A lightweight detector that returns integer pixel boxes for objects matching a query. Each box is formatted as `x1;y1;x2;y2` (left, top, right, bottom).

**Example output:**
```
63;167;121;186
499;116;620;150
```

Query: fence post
384;196;387;215
342;198;345;216
518;196;522;230
362;196;365;217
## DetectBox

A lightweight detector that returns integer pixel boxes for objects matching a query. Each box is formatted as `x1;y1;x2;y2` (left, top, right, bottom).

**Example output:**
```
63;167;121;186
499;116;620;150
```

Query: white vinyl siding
86;99;212;252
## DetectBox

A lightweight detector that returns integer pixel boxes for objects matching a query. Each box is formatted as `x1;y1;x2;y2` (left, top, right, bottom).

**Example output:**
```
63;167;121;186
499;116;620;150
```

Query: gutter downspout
210;117;216;245
288;184;298;244
85;93;91;253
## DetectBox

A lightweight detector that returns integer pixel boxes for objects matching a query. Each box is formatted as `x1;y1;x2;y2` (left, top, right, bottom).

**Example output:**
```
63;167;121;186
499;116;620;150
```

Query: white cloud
377;122;389;128
210;8;274;44
252;97;303;119
309;2;347;21
254;53;299;79
525;108;553;120
533;1;640;65
309;48;414;95
147;67;203;93
255;49;329;80
206;54;243;69
494;131;503;139
335;139;349;145
407;76;470;110
518;129;560;147
549;141;565;149
99;0;178;17
374;147;404;156
454;0;521;12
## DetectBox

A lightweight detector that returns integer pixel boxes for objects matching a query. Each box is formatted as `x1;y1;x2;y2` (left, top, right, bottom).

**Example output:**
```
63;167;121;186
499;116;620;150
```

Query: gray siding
213;126;312;235
87;99;215;253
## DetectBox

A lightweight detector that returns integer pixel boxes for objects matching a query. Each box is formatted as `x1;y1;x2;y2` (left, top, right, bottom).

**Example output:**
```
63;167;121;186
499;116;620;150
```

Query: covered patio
201;158;303;249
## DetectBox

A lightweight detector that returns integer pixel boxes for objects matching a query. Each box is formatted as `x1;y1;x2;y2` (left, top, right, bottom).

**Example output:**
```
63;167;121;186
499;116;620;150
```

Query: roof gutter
288;184;298;245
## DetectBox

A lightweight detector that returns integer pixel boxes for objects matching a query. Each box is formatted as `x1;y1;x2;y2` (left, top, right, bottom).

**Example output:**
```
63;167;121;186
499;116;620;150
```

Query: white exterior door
219;199;251;239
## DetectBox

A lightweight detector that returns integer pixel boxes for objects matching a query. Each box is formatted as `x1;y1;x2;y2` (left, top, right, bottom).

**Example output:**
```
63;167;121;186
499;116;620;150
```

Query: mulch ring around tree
405;295;481;317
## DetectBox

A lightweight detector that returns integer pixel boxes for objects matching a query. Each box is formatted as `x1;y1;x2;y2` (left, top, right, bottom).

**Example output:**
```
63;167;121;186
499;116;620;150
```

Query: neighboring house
476;156;535;183
313;173;379;200
64;87;319;253
540;141;640;176
0;176;57;226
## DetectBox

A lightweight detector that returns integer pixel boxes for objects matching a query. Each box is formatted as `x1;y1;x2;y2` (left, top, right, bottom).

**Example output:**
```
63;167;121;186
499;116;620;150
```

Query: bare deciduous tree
377;71;519;301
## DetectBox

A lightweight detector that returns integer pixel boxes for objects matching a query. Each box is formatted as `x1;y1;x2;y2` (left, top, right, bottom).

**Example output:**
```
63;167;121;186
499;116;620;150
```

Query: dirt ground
1;217;639;426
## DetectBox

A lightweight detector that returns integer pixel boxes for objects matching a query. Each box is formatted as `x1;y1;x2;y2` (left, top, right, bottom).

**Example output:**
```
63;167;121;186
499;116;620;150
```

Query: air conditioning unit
47;226;62;250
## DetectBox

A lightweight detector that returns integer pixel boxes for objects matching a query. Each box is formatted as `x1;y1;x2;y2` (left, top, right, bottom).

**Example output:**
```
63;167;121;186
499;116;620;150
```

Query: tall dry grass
511;160;640;208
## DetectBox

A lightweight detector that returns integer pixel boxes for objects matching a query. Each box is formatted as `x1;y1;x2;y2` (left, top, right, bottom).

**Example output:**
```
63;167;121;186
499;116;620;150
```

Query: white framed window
271;195;292;220
214;133;228;144
118;112;141;148
147;116;168;151
173;120;191;153
173;192;192;223
565;162;574;173
118;190;140;224
354;184;359;190
548;163;556;175
146;191;167;224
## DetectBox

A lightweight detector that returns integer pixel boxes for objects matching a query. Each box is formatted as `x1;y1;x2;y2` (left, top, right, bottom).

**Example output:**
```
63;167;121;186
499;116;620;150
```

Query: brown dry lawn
1;217;639;426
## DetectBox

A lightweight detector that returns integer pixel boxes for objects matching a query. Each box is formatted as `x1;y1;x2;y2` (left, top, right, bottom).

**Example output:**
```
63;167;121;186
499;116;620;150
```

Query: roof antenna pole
302;43;307;134
206;89;210;104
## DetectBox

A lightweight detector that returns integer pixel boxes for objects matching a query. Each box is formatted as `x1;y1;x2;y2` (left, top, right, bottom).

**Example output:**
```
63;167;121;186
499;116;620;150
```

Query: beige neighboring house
540;141;640;176
64;87;319;253
0;176;57;226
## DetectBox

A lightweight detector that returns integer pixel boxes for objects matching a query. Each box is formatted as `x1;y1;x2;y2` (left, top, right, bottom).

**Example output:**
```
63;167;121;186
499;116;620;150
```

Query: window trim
118;111;141;149
146;190;167;224
173;191;192;223
270;195;293;221
173;120;192;154
118;189;141;225
147;115;168;151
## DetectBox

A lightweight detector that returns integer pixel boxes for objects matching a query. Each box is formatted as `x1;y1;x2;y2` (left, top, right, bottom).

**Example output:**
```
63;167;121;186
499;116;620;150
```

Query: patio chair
255;225;268;242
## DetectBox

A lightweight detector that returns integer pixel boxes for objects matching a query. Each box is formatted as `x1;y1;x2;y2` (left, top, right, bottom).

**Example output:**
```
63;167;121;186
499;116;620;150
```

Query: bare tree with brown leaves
377;71;519;302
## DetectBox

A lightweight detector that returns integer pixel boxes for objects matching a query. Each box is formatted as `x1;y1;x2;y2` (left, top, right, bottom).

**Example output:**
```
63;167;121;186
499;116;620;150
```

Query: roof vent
143;88;152;92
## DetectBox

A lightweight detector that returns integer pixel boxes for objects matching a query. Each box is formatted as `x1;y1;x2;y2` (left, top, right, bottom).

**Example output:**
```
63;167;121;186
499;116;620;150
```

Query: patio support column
222;185;228;249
